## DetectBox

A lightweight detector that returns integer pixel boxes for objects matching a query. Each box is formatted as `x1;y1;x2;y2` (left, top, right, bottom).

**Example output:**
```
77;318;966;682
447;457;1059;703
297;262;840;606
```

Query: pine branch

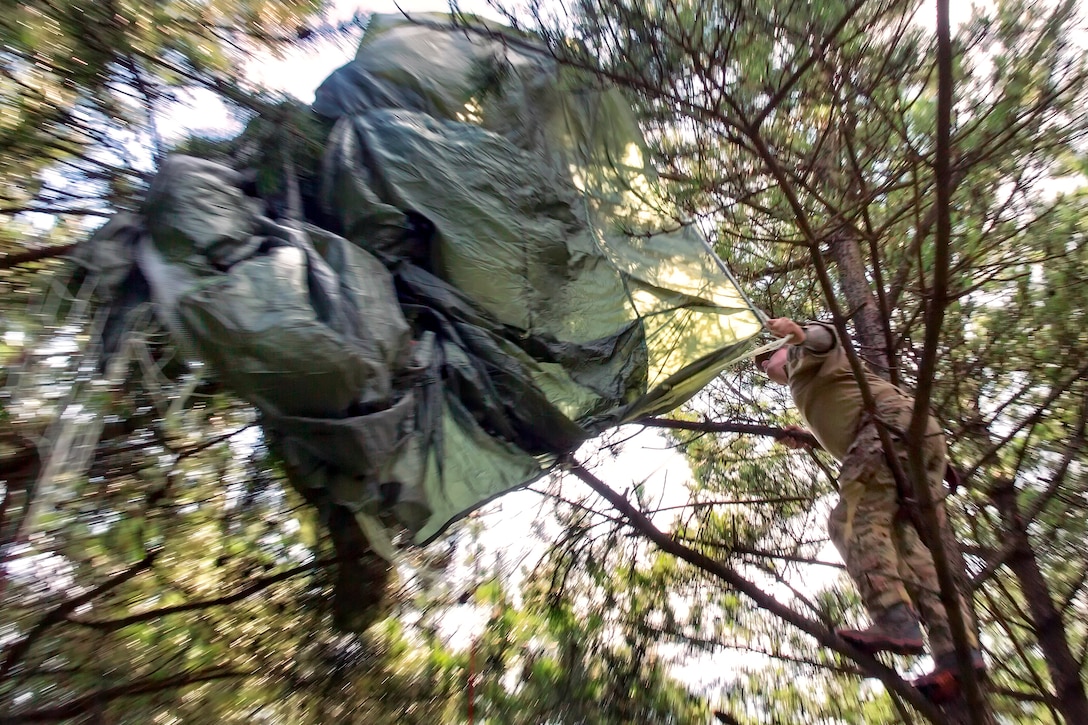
636;417;820;448
0;243;81;270
0;548;160;678
566;458;951;724
751;0;868;128
899;4;989;718
67;557;336;631
0;207;110;218
992;480;1088;722
1;666;253;723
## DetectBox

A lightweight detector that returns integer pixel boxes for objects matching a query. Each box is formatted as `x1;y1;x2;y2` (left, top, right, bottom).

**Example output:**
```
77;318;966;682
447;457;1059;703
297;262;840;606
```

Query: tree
0;0;333;222
1;5;710;721
464;0;1088;721
0;2;418;721
5;0;1088;722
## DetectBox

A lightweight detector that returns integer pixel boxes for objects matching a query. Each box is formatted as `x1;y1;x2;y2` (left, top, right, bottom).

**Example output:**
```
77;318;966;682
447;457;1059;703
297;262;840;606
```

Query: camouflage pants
828;405;977;657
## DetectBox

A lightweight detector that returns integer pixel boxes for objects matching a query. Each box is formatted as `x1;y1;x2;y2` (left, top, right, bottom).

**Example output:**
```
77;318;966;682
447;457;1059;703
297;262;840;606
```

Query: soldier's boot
837;603;925;655
913;649;986;704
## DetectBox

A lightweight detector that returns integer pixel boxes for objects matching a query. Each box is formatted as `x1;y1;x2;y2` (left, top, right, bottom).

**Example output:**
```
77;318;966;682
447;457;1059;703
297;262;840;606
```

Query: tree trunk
828;230;890;378
993;482;1088;724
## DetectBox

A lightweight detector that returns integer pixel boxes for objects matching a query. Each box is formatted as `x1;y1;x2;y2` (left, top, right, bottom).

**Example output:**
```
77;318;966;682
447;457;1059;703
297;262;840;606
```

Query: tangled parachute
74;15;760;622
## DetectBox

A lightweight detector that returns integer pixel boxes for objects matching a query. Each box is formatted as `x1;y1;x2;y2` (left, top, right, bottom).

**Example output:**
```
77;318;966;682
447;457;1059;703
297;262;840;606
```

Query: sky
160;0;502;141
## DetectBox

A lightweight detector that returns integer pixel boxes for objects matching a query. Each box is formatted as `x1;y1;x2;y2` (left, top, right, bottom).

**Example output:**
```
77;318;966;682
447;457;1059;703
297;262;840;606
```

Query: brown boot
838;603;925;655
913;649;986;704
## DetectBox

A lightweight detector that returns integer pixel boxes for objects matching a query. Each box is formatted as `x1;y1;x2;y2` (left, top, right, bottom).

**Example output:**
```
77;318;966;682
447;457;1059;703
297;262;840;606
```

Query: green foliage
5;0;1088;722
0;0;327;227
0;325;467;721
489;0;1088;721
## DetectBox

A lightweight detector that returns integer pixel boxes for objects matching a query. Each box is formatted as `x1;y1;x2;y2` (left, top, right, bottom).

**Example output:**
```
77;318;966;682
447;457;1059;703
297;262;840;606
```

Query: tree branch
0;242;80;270
752;0;869;128
567;458;950;724
636;417;820;447
901;4;989;719
67;556;336;631
991;481;1088;723
0;548;160;678
1;666;252;723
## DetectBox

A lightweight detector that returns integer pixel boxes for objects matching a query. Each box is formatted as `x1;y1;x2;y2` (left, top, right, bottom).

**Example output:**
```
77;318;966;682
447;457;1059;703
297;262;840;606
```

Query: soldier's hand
766;318;806;344
779;424;812;449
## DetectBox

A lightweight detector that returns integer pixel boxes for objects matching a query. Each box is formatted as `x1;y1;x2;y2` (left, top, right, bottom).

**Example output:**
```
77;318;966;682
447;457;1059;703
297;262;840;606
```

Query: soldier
759;317;983;702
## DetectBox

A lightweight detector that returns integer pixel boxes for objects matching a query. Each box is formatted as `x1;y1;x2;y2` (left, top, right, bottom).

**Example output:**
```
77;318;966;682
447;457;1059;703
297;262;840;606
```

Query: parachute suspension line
738;334;790;363
690;235;795;365
21;272;113;535
695;234;771;327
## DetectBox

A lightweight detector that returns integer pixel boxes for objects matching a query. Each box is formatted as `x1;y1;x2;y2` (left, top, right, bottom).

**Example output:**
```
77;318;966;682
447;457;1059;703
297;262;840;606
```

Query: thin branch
3;667;253;723
752;0;869;128
0;243;81;270
964;360;1088;482
0;207;110;218
673;535;846;571
68;556;337;631
0;548;161;678
637;417;820;447
566;458;950;724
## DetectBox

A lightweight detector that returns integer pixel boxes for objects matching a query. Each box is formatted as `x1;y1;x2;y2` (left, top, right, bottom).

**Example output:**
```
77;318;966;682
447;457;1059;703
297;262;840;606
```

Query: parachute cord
696;234;771;327
692;236;797;366
731;334;790;366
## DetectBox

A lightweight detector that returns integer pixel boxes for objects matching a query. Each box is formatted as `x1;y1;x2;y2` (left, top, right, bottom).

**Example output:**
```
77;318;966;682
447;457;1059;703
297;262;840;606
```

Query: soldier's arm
799;322;836;354
766;318;838;354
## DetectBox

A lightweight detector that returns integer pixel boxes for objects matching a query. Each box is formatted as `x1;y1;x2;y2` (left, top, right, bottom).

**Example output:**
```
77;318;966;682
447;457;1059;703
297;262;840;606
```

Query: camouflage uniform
786;322;977;659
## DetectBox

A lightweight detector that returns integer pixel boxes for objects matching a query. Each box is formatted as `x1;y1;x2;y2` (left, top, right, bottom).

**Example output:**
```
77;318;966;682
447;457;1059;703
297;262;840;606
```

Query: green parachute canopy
79;14;761;552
